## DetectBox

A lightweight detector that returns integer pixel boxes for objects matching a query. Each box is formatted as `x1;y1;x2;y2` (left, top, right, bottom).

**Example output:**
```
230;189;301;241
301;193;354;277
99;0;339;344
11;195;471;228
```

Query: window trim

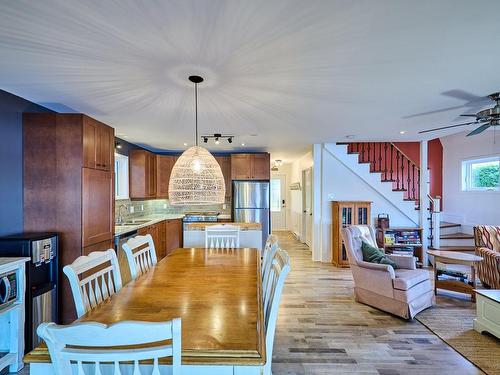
461;154;500;192
115;153;130;200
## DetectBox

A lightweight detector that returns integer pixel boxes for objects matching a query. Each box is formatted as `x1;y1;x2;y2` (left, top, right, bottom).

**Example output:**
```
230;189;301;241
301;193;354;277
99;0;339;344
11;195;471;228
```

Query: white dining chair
263;248;290;375
37;318;182;375
122;234;158;280
205;225;240;249
63;249;122;318
262;234;279;288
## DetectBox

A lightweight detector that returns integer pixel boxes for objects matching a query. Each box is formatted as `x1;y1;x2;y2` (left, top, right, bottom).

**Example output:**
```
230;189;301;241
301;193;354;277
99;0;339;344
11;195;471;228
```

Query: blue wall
0;90;53;236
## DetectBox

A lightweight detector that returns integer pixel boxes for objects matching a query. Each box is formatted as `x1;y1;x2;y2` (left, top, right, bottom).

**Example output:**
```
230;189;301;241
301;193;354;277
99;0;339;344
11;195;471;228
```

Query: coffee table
474;289;500;339
427;250;483;302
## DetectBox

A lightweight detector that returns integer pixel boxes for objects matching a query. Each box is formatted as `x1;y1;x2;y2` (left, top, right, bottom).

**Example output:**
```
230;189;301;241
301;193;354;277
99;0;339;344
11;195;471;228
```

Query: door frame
301;167;313;246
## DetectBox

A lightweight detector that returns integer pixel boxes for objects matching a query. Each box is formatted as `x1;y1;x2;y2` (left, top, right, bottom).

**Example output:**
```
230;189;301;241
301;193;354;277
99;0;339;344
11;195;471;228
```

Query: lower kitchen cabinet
166;219;183;255
137;219;183;260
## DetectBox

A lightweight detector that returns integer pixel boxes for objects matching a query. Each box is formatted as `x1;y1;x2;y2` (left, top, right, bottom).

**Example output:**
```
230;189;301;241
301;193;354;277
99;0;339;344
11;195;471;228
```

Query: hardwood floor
272;231;483;375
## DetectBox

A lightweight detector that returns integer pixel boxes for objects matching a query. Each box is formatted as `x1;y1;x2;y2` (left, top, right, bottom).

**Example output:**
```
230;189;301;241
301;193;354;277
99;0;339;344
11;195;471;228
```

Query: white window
270;178;281;212
115;153;129;200
461;156;500;192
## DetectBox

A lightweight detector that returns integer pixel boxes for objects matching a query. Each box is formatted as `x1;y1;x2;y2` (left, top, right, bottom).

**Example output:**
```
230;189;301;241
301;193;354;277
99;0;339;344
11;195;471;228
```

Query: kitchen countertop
115;214;185;236
184;222;262;231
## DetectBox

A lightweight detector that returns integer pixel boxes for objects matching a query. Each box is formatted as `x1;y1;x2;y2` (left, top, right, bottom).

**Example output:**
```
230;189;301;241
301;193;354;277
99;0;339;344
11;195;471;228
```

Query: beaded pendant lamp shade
168;76;225;205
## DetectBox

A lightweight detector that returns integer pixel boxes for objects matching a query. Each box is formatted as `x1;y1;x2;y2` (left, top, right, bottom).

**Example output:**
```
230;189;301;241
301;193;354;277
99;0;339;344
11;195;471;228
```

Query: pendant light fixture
168;75;225;205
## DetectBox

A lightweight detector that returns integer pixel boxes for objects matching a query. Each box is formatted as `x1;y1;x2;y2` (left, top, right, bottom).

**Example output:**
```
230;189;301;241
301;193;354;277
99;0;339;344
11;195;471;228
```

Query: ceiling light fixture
115;141;122;149
168;75;225;205
400;130;406;134
228;137;233;144
214;137;220;145
203;137;208;143
183;142;188;146
241;143;245;146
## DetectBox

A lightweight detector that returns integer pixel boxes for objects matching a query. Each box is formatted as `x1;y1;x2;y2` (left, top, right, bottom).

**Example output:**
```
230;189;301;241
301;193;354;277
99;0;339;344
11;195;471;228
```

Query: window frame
461;155;500;192
115;153;130;200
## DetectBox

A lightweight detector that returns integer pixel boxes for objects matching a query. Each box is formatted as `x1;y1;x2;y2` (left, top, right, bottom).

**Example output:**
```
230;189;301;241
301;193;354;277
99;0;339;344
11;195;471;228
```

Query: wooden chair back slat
205;225;241;249
37;319;182;375
122;234;158;281
63;249;122;318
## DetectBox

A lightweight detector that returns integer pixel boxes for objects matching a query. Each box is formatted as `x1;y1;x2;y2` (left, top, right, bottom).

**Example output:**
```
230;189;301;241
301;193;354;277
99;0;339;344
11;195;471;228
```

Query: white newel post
419;140;430;266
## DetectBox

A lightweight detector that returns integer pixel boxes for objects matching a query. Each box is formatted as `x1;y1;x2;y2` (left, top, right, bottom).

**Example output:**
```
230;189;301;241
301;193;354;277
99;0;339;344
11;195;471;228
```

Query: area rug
416;295;500;375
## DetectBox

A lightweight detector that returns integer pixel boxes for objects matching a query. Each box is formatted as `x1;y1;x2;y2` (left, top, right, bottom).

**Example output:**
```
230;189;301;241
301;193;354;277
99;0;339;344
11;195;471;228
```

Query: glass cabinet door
357;206;368;224
340;206;353;262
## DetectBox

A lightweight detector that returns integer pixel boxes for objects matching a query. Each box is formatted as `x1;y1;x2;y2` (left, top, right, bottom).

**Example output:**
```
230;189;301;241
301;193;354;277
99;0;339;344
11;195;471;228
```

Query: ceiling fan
419;92;500;136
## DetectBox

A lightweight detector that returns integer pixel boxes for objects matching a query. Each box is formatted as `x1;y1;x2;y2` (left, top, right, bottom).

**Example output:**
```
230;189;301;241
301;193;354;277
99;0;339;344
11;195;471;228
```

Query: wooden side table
474;289;500;339
427;250;483;302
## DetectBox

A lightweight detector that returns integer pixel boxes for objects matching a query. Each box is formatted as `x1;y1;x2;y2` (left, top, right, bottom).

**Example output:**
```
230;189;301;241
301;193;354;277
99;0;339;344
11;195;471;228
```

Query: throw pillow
361;241;398;269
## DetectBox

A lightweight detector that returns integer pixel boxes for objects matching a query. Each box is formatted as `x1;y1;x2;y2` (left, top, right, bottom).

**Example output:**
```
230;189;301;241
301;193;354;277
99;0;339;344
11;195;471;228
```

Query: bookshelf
382;227;423;265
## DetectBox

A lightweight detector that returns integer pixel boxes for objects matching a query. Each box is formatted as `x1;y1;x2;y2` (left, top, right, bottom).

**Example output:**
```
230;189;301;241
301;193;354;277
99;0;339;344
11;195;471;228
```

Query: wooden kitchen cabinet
23;113;115;323
82;168;114;247
231;153;270;180
129;150;157;199
83;117;114;171
331;201;371;267
166;219;183;255
158;220;167;259
215;156;231;198
156;155;174;199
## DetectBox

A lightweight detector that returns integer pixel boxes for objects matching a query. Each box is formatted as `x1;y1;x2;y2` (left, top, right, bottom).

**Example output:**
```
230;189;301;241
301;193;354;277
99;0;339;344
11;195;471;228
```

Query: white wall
441;130;500;230
313;144;418;263
289;151;313;237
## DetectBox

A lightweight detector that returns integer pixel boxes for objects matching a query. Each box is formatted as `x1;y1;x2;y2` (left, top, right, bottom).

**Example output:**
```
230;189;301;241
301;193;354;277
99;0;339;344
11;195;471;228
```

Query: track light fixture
201;133;235;145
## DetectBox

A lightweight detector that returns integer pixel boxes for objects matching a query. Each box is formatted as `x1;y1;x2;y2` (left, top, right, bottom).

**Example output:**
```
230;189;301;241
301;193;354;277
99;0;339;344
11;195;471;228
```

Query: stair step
429;246;475;252
439;221;461;229
440;232;474;240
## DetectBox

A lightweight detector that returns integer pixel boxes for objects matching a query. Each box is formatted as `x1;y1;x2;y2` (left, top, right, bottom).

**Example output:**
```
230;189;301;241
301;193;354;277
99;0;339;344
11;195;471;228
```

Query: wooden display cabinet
331;201;372;267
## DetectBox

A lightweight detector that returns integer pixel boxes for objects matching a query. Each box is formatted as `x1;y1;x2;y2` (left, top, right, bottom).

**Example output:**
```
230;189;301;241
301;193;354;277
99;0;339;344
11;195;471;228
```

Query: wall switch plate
129;206;134;213
163;203;167;209
141;204;144;211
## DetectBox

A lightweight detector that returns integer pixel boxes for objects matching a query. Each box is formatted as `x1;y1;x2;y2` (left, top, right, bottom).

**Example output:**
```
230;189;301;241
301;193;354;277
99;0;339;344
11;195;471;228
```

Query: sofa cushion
361;241;398;269
393;269;429;290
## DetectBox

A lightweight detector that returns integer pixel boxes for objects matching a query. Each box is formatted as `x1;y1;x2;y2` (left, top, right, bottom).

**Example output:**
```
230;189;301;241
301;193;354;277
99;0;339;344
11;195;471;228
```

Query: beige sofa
341;225;434;319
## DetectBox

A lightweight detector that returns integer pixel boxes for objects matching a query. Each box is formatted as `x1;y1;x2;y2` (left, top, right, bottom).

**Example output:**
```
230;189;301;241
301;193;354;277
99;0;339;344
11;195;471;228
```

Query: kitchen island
183;222;263;249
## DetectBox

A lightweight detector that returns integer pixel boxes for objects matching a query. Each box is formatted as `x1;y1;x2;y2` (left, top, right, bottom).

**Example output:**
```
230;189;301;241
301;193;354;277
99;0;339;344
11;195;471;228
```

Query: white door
302;168;312;247
271;175;287;231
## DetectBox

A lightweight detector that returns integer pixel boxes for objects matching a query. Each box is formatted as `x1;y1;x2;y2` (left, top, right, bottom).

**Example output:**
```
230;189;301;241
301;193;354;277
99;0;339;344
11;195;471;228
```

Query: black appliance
0;270;18;307
0;232;58;353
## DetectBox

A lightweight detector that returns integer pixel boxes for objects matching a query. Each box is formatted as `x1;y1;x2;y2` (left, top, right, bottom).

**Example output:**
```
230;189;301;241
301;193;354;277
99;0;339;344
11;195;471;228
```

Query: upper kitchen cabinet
156;155;174;199
231;153;270;180
215;156;231;198
83;116;114;171
129;150;157;199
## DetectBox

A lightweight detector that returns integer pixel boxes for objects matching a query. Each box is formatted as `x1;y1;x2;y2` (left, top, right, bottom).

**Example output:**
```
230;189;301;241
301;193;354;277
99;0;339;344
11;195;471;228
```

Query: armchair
341;225;434;319
474;225;500;289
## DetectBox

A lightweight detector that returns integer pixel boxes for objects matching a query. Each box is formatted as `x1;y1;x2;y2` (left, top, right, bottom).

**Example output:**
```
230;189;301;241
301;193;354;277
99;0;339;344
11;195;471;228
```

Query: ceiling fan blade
466;124;490;137
403;105;465;119
442;89;484;103
418;121;477;134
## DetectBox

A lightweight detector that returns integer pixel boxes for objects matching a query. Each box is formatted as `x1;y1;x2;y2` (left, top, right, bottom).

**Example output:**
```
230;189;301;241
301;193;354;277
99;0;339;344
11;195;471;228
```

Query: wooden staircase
431;221;475;253
343;142;420;209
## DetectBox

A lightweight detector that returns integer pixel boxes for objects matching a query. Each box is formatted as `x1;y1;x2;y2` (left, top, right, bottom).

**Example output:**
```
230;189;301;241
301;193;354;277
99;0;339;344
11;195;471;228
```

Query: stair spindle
407;158;411;200
384;143;388;179
378;143;382;172
412;164;416;200
400;153;405;192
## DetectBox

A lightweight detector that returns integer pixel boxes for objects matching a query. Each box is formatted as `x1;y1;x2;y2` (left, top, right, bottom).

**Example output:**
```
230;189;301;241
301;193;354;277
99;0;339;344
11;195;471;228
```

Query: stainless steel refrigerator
233;181;270;249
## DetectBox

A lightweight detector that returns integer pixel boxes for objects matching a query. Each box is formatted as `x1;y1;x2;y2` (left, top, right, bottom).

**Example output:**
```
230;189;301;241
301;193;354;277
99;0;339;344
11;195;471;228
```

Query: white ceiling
1;0;500;162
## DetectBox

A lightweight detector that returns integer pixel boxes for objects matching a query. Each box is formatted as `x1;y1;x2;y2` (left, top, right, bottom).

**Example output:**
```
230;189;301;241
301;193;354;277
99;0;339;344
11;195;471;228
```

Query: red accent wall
394;139;443;207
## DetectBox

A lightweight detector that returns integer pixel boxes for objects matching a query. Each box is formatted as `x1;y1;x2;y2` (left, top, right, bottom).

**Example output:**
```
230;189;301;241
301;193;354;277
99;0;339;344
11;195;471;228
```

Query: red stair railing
345;142;420;208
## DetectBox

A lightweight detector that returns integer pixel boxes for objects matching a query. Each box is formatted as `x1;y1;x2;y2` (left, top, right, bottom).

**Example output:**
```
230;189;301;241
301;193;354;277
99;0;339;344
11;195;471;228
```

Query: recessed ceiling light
344;134;355;139
123;135;129;139
183;142;188;146
400;130;406;134
241;143;245;146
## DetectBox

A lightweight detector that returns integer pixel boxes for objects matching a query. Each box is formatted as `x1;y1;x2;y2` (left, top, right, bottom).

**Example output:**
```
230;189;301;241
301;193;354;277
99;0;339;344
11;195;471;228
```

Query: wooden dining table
25;248;266;375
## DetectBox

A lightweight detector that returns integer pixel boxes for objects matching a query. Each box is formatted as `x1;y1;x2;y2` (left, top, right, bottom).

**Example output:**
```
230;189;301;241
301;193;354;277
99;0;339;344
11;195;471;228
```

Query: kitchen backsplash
115;198;232;221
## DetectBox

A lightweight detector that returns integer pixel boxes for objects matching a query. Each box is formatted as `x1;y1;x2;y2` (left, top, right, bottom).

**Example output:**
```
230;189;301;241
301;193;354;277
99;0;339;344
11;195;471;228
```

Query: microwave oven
0;271;17;307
